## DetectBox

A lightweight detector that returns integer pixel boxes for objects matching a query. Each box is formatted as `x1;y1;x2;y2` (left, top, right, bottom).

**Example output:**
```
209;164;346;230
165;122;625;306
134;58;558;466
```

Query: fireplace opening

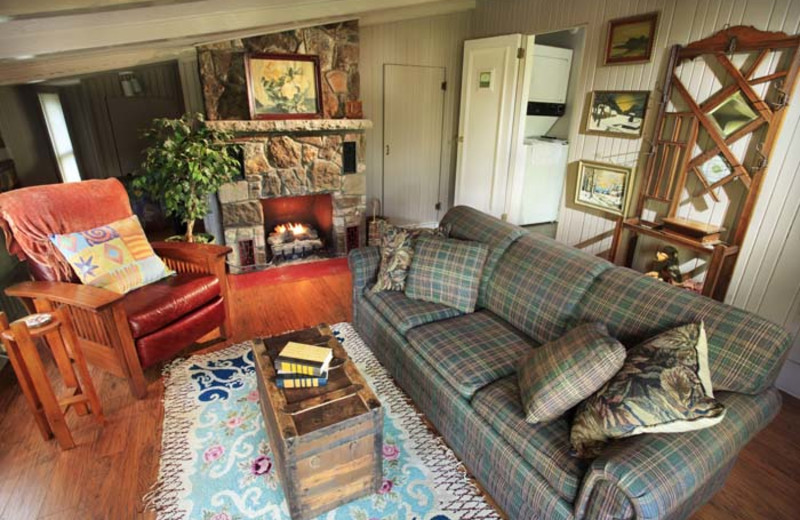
261;194;334;265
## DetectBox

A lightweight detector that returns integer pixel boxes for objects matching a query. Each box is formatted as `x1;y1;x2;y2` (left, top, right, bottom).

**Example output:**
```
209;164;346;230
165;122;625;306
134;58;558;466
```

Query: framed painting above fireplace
245;53;323;120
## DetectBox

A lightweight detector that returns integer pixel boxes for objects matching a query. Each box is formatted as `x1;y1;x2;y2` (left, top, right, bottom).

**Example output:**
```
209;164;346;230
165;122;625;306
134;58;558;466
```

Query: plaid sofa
349;206;791;520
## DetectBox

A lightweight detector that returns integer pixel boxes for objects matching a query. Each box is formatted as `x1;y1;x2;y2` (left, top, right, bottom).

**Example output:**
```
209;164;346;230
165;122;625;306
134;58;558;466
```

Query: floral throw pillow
570;322;726;458
370;221;449;293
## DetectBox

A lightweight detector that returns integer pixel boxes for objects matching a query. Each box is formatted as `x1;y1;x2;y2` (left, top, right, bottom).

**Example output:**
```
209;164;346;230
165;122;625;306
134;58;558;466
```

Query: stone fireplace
211;119;369;272
198;20;368;272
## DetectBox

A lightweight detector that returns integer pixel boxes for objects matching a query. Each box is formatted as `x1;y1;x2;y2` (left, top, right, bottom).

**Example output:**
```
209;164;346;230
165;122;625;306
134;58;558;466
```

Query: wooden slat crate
252;324;383;520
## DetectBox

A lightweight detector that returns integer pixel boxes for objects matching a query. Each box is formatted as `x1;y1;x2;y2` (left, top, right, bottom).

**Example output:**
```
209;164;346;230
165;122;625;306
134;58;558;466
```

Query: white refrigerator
518;137;569;225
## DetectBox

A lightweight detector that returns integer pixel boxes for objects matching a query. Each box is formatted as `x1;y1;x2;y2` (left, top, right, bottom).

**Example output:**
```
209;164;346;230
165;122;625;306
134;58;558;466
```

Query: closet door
454;34;527;219
383;64;445;226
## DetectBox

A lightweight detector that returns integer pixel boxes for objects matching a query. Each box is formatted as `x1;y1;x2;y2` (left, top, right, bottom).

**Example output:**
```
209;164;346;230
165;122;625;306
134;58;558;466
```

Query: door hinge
517;47;526;59
435;202;442;211
441;81;447;91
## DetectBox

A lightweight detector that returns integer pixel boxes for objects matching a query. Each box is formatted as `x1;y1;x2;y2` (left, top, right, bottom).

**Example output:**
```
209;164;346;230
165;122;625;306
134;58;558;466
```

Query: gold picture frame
604;12;659;65
575;160;633;216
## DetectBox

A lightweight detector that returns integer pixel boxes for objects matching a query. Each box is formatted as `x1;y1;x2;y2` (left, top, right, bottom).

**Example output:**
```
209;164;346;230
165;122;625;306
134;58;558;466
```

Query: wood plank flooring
0;266;798;519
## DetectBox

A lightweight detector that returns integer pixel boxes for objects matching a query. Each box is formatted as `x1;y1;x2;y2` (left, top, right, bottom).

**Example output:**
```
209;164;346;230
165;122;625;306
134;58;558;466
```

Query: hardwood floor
0;266;797;519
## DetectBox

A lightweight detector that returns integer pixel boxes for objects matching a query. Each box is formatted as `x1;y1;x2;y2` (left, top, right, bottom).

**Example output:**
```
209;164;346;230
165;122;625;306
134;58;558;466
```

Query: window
37;92;81;183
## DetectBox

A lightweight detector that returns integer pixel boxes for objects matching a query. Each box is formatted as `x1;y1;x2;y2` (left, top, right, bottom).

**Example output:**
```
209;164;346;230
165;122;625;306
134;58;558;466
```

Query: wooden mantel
206;119;373;135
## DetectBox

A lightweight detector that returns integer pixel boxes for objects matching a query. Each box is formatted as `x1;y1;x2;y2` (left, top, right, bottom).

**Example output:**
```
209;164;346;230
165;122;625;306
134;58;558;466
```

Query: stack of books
274;341;333;389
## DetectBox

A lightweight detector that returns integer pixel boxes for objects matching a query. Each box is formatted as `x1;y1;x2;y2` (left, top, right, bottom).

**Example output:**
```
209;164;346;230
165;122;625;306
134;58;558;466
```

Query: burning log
268;222;324;261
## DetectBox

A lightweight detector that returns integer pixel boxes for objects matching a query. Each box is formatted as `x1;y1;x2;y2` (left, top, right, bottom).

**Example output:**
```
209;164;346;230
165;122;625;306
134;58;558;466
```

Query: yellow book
274;342;333;376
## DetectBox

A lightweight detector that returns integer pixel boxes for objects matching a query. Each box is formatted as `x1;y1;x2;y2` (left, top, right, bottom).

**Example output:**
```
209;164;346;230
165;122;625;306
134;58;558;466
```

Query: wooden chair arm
5;281;124;311
151;241;232;275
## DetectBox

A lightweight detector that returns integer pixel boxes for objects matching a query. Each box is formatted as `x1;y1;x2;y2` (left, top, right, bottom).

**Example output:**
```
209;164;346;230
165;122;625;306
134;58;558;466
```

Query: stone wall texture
219;131;367;269
198;20;359;120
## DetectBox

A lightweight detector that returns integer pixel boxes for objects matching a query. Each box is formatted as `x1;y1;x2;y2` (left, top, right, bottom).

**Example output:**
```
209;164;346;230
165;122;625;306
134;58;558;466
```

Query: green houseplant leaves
133;113;241;242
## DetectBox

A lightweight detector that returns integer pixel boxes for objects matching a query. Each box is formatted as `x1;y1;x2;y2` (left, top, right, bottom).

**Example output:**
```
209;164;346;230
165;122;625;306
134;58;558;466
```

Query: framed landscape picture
575;160;632;216
604;12;659;65
586;90;649;138
245;53;322;120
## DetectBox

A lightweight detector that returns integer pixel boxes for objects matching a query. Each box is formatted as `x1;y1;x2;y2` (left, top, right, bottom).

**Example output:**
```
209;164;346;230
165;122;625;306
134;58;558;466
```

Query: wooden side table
0;308;104;449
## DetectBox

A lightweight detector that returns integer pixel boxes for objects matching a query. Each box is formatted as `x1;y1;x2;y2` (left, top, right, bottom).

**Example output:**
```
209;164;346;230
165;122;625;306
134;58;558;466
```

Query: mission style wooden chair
0;178;232;398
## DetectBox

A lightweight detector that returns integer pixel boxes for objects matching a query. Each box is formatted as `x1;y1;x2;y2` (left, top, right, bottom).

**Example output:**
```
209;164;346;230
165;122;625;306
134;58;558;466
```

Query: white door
454;34;530;219
383;64;445;226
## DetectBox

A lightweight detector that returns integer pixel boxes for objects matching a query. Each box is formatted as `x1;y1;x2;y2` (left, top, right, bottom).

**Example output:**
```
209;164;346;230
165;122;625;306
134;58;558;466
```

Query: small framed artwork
697;155;733;186
575;160;633;216
586;90;650;138
244;53;322;120
707;91;759;138
478;70;493;89
604;12;659;65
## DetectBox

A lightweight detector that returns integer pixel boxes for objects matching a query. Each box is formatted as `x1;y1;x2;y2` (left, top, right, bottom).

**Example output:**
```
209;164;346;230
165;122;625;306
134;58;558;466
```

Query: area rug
145;323;500;520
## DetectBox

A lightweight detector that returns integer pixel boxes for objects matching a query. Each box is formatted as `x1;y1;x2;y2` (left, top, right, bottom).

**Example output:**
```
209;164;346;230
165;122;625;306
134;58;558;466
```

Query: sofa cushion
472;376;589;501
405;236;488;313
484;233;612;344
365;289;462;334
439;206;526;307
518;322;626;423
573;266;792;395
123;272;221;338
371;222;447;292
406;310;535;399
571;322;726;458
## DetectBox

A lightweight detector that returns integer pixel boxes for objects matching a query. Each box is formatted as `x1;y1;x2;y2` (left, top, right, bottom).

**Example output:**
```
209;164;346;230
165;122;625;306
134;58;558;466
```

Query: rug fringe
144;342;254;519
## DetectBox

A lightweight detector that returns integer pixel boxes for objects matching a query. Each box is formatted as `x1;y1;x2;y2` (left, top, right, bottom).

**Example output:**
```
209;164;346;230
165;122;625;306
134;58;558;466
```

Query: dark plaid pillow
371;222;450;293
517;322;625;424
571;322;727;458
404;236;488;313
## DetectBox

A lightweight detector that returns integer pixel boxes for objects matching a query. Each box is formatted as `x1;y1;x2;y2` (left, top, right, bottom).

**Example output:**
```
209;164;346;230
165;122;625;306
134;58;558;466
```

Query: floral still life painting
245;53;322;120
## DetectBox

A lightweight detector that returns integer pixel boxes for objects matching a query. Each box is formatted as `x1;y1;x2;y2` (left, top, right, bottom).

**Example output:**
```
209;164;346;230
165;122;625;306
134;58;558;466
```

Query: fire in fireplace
268;222;324;262
261;194;334;266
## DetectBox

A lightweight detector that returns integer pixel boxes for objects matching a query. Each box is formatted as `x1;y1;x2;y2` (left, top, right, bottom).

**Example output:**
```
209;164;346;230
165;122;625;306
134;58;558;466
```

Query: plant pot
164;233;216;244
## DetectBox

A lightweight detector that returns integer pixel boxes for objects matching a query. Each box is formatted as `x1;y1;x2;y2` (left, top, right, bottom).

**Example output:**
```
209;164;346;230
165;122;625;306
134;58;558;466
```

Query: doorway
382;64;446;226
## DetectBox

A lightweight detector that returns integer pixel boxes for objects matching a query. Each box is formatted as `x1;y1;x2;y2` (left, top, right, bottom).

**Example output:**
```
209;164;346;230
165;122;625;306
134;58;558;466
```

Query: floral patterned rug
145;323;500;520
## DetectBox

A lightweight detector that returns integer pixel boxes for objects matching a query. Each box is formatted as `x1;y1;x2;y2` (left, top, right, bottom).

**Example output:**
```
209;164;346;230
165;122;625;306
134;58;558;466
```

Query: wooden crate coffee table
252;324;383;520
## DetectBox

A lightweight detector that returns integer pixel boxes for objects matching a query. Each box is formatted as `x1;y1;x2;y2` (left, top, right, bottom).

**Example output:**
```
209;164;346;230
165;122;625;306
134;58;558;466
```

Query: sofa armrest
348;246;381;293
575;388;782;520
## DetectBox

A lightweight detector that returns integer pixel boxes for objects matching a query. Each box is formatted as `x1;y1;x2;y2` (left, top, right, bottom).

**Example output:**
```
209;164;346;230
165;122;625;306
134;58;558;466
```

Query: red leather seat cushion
123;272;221;339
135;297;225;368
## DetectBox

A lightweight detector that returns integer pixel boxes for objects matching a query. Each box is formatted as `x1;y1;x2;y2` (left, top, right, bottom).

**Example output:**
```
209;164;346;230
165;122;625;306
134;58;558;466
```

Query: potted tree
134;113;241;243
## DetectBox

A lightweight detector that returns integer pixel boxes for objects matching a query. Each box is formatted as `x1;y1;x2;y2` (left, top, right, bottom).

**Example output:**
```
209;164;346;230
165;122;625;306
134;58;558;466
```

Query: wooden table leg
0;313;53;442
56;308;104;423
10;321;75;450
35;300;90;416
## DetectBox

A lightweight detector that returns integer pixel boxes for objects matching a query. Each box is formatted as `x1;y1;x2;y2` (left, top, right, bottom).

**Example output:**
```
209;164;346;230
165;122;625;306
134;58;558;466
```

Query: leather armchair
0;179;232;398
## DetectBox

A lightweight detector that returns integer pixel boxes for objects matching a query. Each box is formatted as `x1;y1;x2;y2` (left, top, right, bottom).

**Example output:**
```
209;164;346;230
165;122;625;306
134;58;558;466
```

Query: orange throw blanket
0;178;134;281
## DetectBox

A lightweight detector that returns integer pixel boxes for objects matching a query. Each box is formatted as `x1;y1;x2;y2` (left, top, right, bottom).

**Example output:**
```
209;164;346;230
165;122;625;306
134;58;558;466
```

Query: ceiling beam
0;0;475;85
0;0;451;60
0;1;204;20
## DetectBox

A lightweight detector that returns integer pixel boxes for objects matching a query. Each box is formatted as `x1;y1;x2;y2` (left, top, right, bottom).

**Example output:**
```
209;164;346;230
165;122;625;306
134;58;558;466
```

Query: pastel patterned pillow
371;221;449;293
517;322;626;424
570;322;726;458
50;215;174;294
404;236;488;313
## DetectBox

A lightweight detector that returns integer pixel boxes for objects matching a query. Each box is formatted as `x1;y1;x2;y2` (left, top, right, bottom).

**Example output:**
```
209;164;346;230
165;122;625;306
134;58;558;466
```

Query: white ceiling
0;0;475;85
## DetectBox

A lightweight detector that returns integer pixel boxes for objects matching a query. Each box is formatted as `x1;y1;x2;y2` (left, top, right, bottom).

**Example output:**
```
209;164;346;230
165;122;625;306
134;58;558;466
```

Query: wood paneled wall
361;11;473;216
473;0;800;395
